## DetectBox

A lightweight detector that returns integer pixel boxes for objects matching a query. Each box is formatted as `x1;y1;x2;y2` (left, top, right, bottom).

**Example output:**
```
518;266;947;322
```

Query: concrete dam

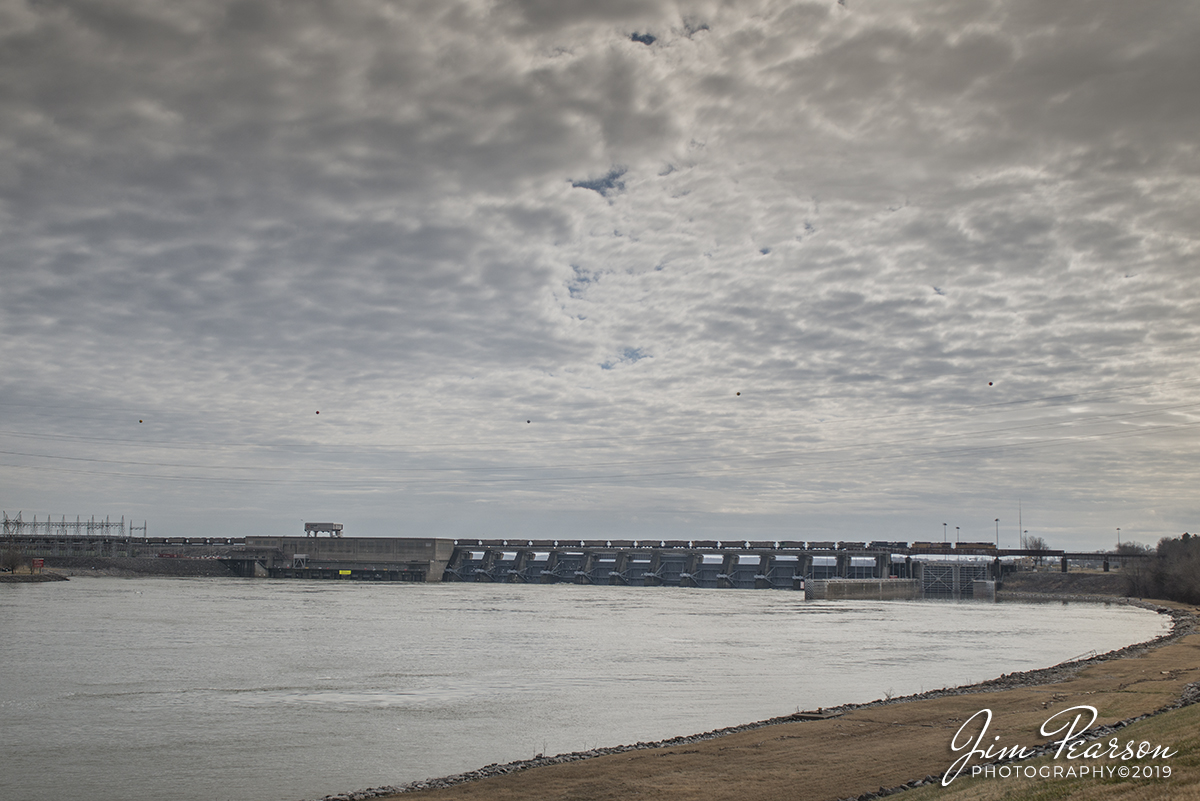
11;531;1102;600
219;536;1000;600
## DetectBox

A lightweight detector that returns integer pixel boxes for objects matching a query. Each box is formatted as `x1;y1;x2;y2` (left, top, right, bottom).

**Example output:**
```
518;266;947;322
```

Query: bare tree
1;547;24;573
1025;535;1050;566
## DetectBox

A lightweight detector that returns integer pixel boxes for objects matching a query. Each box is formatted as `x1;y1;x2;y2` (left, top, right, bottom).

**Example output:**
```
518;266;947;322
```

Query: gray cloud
2;0;1197;547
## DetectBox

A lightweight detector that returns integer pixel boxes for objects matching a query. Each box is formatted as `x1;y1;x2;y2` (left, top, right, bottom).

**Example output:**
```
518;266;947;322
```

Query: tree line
1124;533;1200;603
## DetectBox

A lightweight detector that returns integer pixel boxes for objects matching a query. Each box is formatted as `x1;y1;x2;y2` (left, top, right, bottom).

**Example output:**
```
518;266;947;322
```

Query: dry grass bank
900;701;1200;801
999;570;1132;598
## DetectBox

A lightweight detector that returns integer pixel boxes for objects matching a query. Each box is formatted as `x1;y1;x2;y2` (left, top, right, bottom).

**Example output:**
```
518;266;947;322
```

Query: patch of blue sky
571;168;627;197
600;347;649;370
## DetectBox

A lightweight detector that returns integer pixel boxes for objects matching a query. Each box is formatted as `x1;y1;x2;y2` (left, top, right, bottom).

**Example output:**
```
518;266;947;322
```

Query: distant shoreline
0;572;69;582
33;555;237;579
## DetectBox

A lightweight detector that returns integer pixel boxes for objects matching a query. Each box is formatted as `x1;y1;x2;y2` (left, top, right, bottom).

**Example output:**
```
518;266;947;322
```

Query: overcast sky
2;0;1197;550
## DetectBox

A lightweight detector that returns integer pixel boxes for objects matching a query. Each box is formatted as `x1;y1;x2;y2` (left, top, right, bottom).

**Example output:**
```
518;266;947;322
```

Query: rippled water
0;577;1166;801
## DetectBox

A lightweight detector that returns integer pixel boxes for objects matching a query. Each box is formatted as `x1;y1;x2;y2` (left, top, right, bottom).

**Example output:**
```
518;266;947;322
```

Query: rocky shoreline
0;572;69;582
38;555;238;578
303;598;1192;801
996;590;1142;604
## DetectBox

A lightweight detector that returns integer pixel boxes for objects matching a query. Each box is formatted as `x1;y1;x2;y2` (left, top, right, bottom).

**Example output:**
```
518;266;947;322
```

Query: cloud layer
2;0;1198;547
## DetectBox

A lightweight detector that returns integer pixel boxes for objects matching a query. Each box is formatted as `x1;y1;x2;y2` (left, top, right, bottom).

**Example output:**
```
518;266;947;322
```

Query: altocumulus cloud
1;0;1197;546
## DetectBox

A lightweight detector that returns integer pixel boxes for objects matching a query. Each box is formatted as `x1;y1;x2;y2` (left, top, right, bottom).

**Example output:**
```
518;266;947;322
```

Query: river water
0;577;1167;801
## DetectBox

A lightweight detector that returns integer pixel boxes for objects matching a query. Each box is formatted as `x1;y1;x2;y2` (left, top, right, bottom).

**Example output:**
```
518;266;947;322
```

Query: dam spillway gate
445;544;908;590
442;542;1003;599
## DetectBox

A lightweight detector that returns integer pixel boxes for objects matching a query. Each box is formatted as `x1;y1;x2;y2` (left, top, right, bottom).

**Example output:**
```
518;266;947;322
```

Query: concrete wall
242;536;454;581
971;580;996;601
806;579;922;601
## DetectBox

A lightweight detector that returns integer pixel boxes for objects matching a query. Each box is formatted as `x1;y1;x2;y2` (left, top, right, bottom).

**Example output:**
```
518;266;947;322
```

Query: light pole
1117;528;1121;548
995;518;1000;548
943;523;947;543
1023;529;1028;549
955;526;960;544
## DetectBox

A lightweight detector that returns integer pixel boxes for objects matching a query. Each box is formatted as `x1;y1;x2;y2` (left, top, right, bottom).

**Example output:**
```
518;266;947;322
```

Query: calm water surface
0;577;1167;801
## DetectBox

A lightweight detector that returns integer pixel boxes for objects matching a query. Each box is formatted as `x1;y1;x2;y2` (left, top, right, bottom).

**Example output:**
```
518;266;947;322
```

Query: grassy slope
900;701;1200;801
999;570;1132;598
